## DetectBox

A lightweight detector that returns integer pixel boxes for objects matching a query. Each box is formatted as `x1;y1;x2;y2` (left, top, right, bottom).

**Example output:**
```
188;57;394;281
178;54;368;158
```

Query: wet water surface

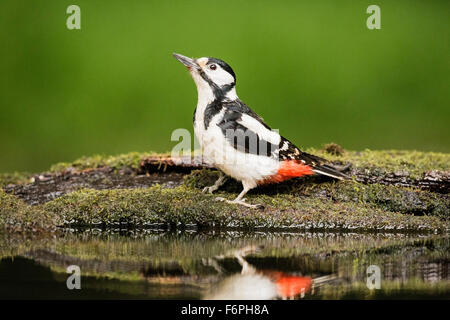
0;229;448;299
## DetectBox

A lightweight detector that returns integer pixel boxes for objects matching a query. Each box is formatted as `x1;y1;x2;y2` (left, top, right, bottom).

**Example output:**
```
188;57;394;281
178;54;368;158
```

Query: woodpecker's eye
209;64;217;70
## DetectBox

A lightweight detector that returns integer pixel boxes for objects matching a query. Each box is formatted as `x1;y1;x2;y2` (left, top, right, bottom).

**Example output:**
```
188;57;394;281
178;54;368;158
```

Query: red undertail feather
261;160;314;184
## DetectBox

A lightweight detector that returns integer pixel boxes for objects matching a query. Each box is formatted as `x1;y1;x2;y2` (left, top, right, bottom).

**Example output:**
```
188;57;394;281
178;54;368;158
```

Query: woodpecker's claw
214;196;264;209
202;187;210;194
202;173;227;194
202;186;217;194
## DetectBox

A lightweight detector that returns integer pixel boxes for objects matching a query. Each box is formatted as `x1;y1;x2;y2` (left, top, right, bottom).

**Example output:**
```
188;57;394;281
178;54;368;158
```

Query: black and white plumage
173;53;349;208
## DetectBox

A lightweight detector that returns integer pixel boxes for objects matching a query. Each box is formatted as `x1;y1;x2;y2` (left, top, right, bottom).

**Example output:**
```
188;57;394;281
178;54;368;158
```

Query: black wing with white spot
217;101;278;157
216;99;350;179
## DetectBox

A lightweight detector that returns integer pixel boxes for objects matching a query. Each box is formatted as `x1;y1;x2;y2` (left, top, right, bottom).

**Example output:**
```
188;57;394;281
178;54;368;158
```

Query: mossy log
1;147;449;233
140;155;450;193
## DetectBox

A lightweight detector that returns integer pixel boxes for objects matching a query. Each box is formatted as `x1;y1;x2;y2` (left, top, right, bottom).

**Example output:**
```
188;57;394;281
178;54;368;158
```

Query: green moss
42;185;236;227
0;172;32;187
4;179;445;233
1;174;448;234
1;149;449;233
183;169;224;190
329;183;450;219
183;169;450;220
305;148;450;179
295;180;449;219
321;142;345;156
0;189;60;233
35;184;446;232
49;151;166;172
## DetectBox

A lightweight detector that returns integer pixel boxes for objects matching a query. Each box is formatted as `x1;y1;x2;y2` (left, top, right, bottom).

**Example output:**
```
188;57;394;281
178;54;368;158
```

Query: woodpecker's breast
193;102;218;147
194;107;280;187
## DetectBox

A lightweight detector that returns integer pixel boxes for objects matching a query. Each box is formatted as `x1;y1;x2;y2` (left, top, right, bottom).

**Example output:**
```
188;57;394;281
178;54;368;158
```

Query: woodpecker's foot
202;185;218;194
202;173;227;194
214;197;264;209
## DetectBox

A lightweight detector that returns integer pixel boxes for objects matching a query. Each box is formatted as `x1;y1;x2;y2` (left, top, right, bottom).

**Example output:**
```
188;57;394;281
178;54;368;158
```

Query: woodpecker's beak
173;53;201;71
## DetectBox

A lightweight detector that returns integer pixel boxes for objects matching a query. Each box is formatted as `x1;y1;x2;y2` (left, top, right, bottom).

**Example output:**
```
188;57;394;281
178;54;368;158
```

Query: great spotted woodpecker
173;53;349;208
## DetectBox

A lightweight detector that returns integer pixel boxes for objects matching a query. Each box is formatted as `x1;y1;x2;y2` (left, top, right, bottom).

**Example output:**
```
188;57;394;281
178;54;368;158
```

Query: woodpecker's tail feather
312;163;351;180
295;150;351;180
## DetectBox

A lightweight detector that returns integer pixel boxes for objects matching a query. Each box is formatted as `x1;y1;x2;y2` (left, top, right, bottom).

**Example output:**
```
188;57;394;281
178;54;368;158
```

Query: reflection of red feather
276;275;312;298
260;160;314;184
259;270;313;298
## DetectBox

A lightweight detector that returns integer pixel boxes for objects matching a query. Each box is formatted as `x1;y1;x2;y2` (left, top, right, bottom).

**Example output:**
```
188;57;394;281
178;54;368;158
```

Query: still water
0;229;448;299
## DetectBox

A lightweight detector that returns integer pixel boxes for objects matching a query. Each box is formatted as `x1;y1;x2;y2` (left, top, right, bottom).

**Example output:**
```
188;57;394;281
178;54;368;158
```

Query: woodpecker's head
173;53;237;101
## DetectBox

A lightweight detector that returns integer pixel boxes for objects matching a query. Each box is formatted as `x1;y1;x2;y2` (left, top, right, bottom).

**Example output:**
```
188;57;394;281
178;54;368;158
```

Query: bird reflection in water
204;246;335;300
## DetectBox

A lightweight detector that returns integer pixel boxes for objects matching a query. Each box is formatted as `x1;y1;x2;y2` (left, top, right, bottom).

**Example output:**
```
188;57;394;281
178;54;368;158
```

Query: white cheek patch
194;57;235;88
205;66;235;87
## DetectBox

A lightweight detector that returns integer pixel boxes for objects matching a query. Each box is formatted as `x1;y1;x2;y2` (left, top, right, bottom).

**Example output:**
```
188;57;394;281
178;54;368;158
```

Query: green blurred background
0;0;449;173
